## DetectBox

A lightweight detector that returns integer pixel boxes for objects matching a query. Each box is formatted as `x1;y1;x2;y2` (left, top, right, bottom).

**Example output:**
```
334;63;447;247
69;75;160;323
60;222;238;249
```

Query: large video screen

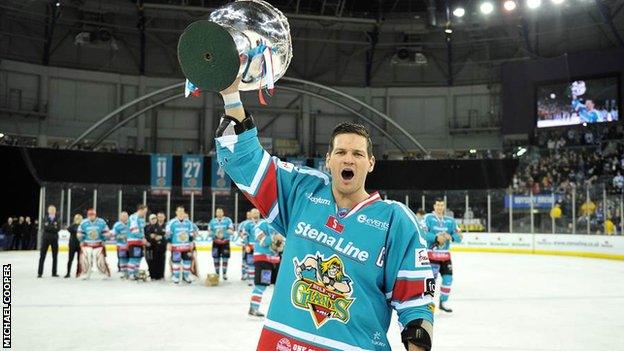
536;76;620;128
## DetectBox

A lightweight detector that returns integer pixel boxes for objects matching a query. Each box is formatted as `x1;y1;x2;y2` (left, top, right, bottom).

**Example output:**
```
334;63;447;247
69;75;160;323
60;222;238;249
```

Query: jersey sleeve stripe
390;295;434;310
392;279;425;302
234;151;271;196
240;160;278;219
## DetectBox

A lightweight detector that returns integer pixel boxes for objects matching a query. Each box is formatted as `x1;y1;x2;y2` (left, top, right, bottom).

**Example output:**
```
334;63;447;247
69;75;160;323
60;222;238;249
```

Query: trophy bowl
177;0;292;93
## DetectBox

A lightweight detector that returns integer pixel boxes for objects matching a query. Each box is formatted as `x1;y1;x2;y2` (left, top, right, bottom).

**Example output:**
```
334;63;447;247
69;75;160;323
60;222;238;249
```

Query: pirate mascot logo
291;253;354;328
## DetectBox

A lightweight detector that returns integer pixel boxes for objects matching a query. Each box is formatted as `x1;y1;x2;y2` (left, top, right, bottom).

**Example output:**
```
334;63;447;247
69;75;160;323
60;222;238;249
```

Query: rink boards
51;230;624;260
452;233;624;260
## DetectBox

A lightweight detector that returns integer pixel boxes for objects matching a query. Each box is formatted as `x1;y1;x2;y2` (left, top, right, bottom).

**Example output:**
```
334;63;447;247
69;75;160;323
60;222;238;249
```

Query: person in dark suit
37;205;61;278
11;216;24;250
65;214;83;278
145;213;167;280
1;217;14;250
23;216;33;250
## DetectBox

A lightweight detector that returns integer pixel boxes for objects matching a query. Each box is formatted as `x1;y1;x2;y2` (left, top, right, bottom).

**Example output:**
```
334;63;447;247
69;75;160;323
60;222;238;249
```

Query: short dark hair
176;205;185;211
434;197;445;203
328;122;373;157
137;204;148;211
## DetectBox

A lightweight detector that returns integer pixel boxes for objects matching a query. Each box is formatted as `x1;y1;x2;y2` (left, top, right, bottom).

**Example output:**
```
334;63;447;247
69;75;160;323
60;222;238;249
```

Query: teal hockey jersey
216;127;434;351
128;213;146;246
111;220;130;249
422;212;461;262
77;218;110;246
208;216;234;243
165;218;197;252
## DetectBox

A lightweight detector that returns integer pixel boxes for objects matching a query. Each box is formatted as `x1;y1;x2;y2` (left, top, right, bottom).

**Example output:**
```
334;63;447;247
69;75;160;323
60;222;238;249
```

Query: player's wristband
215;111;256;137
401;319;433;351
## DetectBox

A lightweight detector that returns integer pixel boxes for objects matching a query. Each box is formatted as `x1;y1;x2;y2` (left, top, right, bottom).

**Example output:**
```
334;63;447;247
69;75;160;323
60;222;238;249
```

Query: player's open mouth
341;169;354;181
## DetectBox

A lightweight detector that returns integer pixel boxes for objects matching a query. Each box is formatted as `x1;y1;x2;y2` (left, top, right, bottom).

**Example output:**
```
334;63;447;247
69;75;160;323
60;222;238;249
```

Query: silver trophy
178;0;292;95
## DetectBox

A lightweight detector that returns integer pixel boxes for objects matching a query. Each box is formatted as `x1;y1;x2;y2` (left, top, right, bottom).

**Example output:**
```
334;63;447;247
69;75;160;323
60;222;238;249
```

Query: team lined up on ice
51;204;284;285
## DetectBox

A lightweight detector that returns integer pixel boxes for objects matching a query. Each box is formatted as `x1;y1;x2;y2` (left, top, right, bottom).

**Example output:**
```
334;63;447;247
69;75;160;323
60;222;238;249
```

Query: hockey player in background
242;208;262;286
166;206;198;284
214;78;434;351
249;218;284;317
237;210;253;281
111;211;130;279
423;198;462;313
127;205;148;280
208;208;234;280
77;209;111;280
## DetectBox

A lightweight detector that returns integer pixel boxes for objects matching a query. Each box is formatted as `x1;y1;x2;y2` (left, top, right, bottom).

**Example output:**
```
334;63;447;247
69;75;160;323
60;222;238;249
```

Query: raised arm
215;80;326;235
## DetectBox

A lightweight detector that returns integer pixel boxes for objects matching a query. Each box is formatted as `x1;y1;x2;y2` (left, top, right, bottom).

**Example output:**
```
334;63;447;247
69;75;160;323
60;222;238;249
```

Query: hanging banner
150;154;172;195
182;155;204;196
313;158;329;173
211;156;231;195
504;194;563;209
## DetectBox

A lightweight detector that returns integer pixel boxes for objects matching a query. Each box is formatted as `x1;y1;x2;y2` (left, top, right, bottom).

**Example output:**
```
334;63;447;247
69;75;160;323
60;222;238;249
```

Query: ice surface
2;250;623;350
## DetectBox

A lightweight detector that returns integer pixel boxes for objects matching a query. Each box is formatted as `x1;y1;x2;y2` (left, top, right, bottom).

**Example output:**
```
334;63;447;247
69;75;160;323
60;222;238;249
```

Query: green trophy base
177;20;239;92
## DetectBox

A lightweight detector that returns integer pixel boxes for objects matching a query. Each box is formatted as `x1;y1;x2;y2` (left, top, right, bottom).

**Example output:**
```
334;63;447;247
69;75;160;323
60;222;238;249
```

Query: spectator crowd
1;216;38;250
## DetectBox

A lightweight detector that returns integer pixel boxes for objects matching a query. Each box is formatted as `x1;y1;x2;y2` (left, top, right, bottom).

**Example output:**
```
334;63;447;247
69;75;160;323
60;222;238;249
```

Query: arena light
480;1;494;14
526;0;541;9
445;28;453;34
516;147;527;157
452;7;465;18
0;133;4;139
469;149;477;154
503;0;517;11
551;0;565;4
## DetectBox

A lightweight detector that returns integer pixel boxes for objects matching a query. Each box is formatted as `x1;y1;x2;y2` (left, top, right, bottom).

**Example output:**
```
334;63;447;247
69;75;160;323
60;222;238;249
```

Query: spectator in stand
613;171;624;192
2;217;14;250
604;218;616;235
581;199;596;217
550;203;562;232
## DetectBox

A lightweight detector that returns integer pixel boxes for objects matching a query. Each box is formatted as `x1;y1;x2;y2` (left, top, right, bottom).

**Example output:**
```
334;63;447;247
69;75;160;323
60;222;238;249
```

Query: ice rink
3;249;624;351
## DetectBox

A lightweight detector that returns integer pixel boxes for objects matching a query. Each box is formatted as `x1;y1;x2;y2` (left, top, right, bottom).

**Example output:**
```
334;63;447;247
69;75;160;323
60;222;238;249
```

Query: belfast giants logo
291;253;355;328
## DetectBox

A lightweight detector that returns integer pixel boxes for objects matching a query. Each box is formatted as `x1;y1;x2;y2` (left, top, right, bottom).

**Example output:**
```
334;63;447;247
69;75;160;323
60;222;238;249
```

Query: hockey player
166;206;198;284
423;198;462;313
77;209;111;279
572;98;601;123
248;218;284;317
242;208;262;286
111;212;130;279
214;79;434;351
127;204;148;280
208;208;234;280
237;210;253;281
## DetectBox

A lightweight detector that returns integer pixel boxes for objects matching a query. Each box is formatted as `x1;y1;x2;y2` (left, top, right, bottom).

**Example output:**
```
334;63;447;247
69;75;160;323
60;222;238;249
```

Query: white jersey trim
391;295;434;310
343;192;381;219
216;133;239;153
397;269;433;280
235;151;271;195
266;202;279;223
264;319;372;351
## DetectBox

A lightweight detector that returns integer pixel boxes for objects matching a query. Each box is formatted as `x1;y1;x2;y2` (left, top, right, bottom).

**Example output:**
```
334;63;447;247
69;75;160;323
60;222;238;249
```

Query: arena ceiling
1;0;623;86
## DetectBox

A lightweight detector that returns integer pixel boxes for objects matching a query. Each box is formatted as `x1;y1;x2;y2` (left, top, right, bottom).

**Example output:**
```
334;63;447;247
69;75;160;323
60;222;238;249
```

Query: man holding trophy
178;1;434;350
